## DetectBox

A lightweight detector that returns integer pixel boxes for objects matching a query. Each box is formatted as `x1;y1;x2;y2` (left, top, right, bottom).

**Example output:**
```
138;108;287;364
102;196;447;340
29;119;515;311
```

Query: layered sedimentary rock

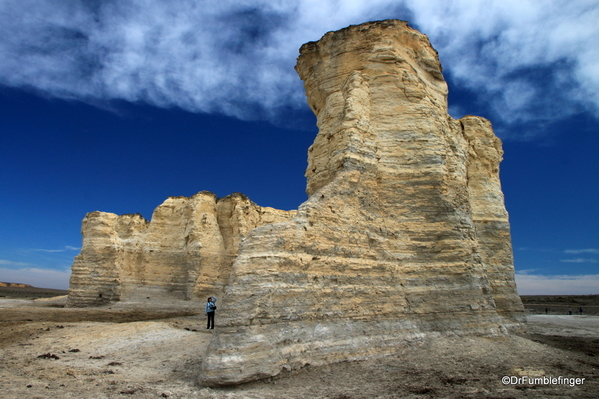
461;116;524;320
67;192;295;307
199;20;524;386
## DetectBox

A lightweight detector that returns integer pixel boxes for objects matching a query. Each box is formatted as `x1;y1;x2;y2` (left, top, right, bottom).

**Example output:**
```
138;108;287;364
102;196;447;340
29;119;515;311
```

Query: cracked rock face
66;192;295;307
199;20;524;386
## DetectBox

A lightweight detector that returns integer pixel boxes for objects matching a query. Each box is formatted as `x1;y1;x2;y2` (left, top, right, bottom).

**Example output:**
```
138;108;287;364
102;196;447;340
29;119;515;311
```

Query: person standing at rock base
205;296;217;329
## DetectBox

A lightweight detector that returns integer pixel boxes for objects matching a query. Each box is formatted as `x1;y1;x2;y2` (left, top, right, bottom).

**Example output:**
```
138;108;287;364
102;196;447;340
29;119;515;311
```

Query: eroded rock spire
199;20;524;386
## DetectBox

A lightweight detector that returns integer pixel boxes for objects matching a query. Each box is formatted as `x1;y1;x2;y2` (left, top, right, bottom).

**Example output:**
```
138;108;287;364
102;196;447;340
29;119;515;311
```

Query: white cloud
565;249;599;254
0;267;70;290
515;273;599;295
560;258;598;264
0;0;597;136
0;259;34;267
30;246;81;253
406;0;599;136
560;249;599;264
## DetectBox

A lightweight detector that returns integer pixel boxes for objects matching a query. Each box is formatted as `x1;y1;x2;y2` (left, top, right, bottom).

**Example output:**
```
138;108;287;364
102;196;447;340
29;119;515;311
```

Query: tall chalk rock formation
199;20;524;386
67;192;295;306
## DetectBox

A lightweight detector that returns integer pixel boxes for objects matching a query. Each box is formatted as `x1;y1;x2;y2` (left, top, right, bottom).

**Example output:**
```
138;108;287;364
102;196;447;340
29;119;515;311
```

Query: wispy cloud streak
29;246;81;253
560;249;598;264
561;258;599;264
0;0;597;136
565;249;599;254
0;259;35;267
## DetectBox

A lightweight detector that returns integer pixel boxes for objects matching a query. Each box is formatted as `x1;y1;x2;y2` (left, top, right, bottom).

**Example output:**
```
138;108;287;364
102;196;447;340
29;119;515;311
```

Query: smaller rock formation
0;282;33;288
66;192;295;307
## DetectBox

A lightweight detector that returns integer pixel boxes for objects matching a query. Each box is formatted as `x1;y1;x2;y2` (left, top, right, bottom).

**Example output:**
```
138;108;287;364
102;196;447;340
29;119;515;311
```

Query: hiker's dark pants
207;311;215;329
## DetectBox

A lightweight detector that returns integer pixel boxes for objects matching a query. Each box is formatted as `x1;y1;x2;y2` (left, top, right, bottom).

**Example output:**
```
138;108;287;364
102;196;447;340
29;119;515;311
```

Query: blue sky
0;0;597;294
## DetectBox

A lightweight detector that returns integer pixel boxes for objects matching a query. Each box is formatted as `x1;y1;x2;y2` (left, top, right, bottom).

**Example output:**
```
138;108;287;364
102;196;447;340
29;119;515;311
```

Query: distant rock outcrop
0;282;33;288
66;192;295;307
198;20;524;385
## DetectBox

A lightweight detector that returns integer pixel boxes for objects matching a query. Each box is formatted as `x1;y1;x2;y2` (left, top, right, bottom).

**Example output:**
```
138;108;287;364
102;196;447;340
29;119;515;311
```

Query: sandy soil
1;294;598;398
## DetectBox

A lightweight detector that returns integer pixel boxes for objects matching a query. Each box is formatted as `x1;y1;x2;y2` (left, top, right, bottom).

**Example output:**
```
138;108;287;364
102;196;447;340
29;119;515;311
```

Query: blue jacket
205;296;217;314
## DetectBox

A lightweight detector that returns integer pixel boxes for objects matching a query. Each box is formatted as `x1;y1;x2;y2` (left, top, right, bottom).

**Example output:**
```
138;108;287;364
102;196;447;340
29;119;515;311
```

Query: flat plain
1;286;597;398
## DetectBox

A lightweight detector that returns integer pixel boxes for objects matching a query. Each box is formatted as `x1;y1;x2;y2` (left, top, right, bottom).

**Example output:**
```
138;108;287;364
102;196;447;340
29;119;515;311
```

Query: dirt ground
1;289;598;398
521;295;599;316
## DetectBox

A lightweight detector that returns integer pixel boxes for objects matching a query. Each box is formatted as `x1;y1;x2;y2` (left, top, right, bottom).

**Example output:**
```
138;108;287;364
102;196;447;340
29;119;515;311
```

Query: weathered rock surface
199;20;524;386
66;192;295;307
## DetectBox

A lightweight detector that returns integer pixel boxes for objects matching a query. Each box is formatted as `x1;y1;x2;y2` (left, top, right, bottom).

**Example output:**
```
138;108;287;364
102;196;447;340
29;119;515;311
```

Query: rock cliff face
66;192;295;307
199;20;524;386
